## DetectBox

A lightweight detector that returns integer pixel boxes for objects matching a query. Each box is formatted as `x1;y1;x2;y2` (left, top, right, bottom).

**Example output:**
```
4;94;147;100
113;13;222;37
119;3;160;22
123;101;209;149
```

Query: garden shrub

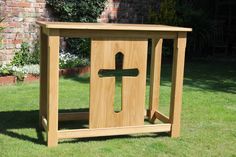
46;0;107;58
11;42;40;66
147;0;215;57
59;51;90;69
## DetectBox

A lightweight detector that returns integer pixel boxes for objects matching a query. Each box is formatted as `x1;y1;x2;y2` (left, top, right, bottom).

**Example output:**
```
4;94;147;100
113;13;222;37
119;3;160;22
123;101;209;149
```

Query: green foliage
47;0;106;22
176;3;215;55
0;61;236;156
59;52;90;69
29;42;40;65
11;43;30;66
0;64;12;76
59;58;90;69
46;0;106;57
65;38;90;58
11;42;40;66
148;0;178;25
12;71;25;81
148;0;215;56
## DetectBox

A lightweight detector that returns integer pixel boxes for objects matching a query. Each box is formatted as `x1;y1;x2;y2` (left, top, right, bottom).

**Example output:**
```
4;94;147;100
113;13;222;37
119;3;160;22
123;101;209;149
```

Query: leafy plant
0;64;12;76
147;0;215;57
46;0;106;58
59;51;90;69
11;42;40;66
29;42;40;65
148;0;178;25
176;3;215;56
11;42;31;66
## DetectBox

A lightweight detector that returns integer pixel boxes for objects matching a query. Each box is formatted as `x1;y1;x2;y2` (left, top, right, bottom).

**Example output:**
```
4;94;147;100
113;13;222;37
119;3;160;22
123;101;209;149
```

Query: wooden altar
37;21;192;147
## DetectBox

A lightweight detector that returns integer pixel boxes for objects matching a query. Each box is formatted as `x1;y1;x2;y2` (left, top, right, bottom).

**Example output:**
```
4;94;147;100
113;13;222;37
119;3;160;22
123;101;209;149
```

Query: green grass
0;60;236;157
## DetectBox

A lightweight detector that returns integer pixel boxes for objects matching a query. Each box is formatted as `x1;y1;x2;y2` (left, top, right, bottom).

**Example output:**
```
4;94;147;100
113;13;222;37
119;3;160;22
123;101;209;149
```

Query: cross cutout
98;52;139;112
98;52;139;78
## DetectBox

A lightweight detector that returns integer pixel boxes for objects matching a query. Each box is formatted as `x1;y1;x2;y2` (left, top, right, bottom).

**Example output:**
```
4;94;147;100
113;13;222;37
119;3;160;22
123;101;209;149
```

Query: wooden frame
37;21;191;147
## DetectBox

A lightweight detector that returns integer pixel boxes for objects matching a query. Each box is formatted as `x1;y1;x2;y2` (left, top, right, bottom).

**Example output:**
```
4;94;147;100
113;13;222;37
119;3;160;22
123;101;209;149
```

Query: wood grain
36;21;192;32
59;30;178;39
169;32;187;137
58;124;171;139
149;38;163;122
154;111;170;123
46;29;60;147
39;27;48;129
90;38;148;128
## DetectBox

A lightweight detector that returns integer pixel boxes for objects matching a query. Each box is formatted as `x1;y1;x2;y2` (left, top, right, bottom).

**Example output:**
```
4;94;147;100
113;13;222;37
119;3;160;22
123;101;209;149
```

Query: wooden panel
36;21;192;32
58;124;171;139
39;27;48;129
169;32;187;137
47;29;60;147
90;38;148;128
149;38;163;122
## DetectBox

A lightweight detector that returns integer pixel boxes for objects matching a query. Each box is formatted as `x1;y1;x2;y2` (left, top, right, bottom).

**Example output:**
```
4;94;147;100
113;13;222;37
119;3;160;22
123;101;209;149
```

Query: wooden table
37;21;192;147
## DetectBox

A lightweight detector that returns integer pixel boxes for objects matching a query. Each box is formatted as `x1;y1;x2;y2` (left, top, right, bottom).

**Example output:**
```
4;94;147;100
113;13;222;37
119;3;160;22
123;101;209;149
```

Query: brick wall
0;0;50;64
0;0;157;64
100;0;157;23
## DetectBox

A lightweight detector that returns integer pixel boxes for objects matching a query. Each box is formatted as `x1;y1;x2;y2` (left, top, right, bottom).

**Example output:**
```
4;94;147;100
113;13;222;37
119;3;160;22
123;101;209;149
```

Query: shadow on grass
0;109;168;146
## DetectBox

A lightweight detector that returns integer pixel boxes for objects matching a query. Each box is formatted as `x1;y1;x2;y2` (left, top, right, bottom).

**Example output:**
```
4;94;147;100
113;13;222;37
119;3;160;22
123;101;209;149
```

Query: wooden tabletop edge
36;21;192;32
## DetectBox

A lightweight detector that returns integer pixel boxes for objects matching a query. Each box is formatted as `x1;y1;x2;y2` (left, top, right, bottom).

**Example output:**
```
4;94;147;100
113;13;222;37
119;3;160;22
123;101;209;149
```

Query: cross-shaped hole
98;52;139;113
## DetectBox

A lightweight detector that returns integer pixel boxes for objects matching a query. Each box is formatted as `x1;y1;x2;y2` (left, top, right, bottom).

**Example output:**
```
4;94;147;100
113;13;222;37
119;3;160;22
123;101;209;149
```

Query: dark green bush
46;0;107;58
147;0;215;57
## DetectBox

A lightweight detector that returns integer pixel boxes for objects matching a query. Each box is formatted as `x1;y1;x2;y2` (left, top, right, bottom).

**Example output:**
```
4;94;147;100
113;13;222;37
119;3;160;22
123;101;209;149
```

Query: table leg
149;38;163;122
169;32;187;137
39;28;48;129
46;30;60;147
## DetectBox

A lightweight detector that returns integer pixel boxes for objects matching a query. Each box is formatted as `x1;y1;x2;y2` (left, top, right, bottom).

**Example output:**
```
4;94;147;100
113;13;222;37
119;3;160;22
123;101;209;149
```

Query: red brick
10;2;31;8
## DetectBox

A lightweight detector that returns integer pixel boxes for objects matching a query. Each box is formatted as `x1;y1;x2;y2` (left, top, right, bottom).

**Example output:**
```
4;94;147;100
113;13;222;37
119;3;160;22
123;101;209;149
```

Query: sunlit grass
0;61;235;157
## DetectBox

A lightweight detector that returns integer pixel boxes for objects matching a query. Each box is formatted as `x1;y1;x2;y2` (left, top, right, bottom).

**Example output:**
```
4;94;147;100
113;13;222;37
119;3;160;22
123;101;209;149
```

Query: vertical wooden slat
169;32;187;137
39;27;48;129
47;29;60;147
148;38;163;122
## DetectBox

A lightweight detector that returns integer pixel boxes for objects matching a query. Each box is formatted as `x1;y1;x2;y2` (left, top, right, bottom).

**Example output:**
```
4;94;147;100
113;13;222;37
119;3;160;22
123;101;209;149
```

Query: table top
36;21;192;32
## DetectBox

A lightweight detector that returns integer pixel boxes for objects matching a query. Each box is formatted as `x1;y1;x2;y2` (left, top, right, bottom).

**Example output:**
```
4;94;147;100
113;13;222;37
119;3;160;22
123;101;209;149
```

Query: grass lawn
0;60;236;157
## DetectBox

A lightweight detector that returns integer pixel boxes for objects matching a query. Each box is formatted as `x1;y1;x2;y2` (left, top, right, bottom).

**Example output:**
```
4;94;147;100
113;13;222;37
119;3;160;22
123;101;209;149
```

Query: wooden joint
59;112;89;121
154;111;170;123
42;116;48;131
42;27;49;35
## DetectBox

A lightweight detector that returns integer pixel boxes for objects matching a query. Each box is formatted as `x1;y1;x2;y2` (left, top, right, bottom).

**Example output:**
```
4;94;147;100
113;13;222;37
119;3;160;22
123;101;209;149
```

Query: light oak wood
58;124;171;139
169;32;187;137
59;112;89;121
36;21;192;32
154;111;170;123
149;38;163;122
59;30;178;39
37;21;190;146
42;116;48;131
39;27;48;129
90;38;148;128
46;29;60;147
